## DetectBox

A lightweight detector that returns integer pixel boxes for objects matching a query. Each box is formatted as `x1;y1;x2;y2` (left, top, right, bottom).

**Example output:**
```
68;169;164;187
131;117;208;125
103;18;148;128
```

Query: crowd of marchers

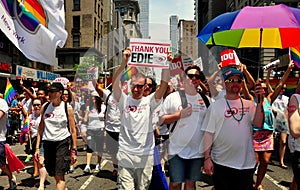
0;47;300;190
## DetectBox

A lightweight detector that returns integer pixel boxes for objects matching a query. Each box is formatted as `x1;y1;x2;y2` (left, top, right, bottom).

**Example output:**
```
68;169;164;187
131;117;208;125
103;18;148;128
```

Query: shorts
43;137;71;177
80;124;87;133
168;155;203;183
212;162;255;190
86;128;105;153
25;136;37;155
292;151;300;187
118;165;153;190
105;130;119;154
0;141;6;167
253;130;274;151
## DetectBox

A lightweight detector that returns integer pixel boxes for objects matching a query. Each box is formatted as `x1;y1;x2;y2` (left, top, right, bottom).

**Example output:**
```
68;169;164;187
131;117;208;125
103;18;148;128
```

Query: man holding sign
112;47;170;190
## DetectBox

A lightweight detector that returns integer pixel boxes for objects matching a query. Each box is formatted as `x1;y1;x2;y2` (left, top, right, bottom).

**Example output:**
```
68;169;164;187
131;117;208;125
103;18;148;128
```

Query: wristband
204;156;211;161
35;148;40;151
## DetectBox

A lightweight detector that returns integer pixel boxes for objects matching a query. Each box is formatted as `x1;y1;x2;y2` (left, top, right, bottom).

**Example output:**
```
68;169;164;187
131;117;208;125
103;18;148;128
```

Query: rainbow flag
289;47;300;68
121;67;137;82
19;115;30;145
4;78;17;106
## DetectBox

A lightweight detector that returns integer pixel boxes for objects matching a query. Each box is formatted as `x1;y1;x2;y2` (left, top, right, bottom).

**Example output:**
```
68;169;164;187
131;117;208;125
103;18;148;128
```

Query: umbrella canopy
197;4;300;49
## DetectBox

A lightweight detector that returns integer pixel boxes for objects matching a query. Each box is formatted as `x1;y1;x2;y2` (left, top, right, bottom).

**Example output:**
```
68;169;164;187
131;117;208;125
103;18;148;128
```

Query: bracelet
71;150;77;156
204;157;211;161
35;148;40;151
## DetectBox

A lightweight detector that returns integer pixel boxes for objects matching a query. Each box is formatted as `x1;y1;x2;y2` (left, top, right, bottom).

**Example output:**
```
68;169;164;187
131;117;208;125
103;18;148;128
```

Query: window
73;0;80;11
73;35;80;47
73;16;80;30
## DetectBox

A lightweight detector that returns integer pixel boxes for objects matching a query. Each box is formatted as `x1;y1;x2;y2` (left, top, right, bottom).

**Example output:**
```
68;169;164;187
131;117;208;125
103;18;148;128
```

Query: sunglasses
147;84;153;88
62;94;69;96
225;79;244;84
33;104;41;107
131;84;145;89
187;74;201;80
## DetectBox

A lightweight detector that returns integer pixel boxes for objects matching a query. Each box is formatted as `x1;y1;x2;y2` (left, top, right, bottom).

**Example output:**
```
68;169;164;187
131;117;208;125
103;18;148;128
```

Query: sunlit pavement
0;138;294;190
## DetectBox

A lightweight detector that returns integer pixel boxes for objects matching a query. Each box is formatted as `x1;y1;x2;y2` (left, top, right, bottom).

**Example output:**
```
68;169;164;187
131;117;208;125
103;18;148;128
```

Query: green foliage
73;54;103;81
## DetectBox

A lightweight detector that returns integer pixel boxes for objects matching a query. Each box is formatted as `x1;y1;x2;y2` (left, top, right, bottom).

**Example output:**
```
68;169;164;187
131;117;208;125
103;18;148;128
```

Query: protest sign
220;49;240;67
87;67;99;81
128;38;170;68
53;77;69;89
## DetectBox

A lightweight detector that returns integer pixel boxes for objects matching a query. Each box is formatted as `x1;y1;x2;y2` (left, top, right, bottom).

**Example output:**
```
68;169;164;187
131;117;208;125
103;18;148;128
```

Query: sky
148;0;195;41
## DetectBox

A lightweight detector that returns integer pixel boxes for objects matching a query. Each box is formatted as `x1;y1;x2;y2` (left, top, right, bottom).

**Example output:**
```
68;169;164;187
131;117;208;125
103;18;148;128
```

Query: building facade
138;0;150;39
178;20;197;60
169;15;179;57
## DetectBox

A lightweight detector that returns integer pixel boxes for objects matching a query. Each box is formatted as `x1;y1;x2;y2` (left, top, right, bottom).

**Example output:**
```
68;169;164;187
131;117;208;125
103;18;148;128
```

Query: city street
0;138;295;190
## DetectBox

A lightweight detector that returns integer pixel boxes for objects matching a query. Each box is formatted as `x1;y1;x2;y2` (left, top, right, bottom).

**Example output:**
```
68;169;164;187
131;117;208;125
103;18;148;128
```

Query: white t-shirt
117;92;161;156
29;113;41;138
291;94;300;152
0;99;8;141
42;102;71;141
104;90;121;133
272;94;289;131
85;104;105;130
201;97;256;169
159;91;209;159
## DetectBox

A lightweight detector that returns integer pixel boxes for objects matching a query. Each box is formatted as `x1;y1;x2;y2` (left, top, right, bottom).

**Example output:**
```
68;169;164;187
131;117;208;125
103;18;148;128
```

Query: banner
128;38;170;68
0;0;68;66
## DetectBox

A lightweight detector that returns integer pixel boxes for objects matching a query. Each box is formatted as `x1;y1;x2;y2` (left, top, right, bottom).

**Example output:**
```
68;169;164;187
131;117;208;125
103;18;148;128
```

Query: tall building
114;0;142;46
169;15;179;57
56;0;106;80
138;0;150;38
178;20;197;60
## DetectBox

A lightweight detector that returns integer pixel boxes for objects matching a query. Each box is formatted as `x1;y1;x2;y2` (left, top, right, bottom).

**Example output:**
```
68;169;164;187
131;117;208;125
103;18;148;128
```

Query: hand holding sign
128;38;170;68
220;49;240;68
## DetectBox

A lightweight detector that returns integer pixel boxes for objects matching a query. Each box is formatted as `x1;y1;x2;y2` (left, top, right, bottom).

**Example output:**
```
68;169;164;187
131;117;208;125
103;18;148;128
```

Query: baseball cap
48;82;64;92
222;67;244;81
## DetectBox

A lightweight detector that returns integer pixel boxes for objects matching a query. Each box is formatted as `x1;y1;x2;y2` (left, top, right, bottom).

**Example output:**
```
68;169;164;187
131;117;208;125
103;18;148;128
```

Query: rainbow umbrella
197;4;300;49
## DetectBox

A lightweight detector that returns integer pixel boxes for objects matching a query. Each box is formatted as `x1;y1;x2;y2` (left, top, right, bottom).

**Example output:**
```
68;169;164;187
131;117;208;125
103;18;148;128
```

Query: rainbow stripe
19;115;30;145
121;67;137;82
17;0;46;31
290;47;300;68
4;78;17;105
1;0;14;16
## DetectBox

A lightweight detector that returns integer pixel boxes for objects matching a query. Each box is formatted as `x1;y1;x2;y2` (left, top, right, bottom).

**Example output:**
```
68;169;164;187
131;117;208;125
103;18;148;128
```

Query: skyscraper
169;15;179;57
138;0;149;38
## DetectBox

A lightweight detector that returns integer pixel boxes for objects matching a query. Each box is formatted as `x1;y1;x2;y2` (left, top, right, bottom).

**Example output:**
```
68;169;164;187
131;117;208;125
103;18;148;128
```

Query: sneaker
25;155;32;163
69;165;75;173
95;163;101;172
83;165;91;174
9;175;17;190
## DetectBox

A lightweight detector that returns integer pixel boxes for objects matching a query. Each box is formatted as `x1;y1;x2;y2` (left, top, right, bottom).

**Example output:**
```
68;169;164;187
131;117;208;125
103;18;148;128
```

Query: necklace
225;97;244;123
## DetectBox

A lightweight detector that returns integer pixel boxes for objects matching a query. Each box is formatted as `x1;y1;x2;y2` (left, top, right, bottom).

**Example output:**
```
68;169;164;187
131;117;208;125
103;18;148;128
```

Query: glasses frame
224;78;244;84
130;83;145;90
187;74;201;80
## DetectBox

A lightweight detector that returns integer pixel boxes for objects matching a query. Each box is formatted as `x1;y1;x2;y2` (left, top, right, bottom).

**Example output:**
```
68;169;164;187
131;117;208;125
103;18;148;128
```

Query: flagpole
258;28;263;80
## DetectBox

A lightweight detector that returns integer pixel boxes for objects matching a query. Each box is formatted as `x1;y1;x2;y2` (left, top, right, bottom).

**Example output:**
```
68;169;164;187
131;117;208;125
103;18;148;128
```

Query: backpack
43;101;69;131
169;90;210;133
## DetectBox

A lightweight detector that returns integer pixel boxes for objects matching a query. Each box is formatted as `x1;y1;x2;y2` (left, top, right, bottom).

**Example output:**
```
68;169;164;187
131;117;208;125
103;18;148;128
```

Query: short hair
184;65;206;81
146;77;157;93
131;73;146;84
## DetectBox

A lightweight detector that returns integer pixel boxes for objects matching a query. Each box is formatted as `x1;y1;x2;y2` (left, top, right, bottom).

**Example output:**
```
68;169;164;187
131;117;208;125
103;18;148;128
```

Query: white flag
0;0;68;66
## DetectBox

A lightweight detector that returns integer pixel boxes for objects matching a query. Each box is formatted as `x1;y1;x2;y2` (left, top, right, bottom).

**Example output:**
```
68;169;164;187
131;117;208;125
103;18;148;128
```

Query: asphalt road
0;138;295;190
